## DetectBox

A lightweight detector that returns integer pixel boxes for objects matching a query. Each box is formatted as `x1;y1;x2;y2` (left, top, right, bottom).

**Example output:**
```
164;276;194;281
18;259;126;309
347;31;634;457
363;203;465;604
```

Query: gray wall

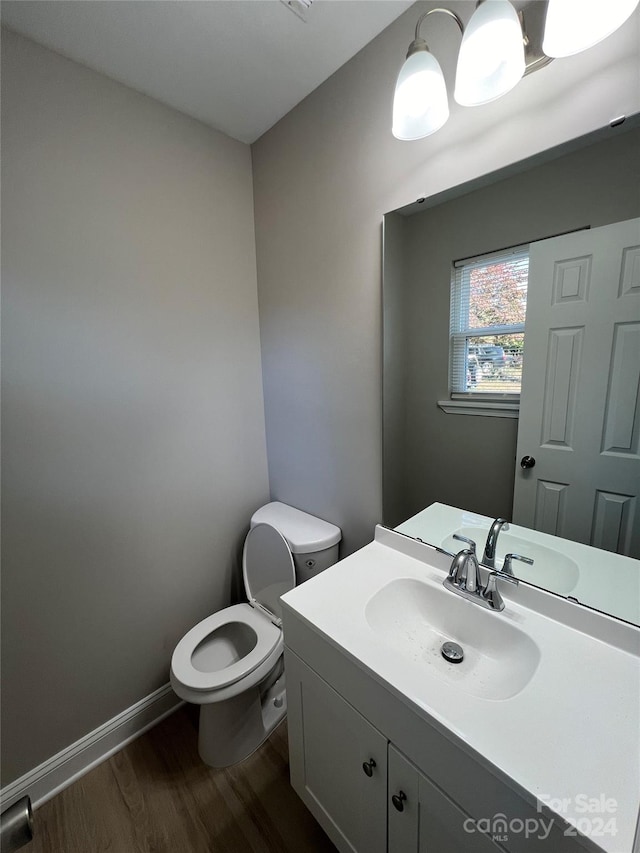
384;130;640;527
1;30;270;785
252;0;640;556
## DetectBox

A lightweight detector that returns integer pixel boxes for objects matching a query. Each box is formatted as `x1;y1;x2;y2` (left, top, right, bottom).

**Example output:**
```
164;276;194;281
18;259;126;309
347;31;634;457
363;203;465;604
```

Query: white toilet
170;501;341;767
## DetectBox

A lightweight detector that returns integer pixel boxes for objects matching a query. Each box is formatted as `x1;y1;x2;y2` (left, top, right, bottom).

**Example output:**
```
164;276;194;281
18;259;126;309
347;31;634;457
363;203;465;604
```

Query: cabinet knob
392;791;407;812
362;758;376;777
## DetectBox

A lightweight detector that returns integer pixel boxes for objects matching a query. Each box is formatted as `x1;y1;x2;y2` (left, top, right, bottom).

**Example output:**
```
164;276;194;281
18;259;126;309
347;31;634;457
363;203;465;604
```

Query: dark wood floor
29;706;336;852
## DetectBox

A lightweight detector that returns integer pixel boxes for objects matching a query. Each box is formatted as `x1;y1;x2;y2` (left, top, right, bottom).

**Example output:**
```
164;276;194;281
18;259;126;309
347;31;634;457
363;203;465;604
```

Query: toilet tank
250;501;342;583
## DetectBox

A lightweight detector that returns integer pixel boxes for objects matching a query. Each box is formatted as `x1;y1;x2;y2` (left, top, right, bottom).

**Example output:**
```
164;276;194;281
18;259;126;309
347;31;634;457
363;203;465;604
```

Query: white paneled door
513;218;640;558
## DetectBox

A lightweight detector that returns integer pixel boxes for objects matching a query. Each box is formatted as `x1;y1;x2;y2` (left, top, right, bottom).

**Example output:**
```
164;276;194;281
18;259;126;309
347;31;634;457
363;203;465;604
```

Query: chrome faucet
482;518;510;568
444;533;519;612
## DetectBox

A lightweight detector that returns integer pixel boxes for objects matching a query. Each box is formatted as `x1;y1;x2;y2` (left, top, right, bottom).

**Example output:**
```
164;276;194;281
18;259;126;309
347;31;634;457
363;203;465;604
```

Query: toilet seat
171;603;281;694
171;523;296;704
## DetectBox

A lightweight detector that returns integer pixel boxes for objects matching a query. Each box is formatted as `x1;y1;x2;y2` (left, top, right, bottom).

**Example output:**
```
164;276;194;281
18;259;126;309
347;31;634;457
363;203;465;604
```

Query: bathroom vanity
281;526;640;853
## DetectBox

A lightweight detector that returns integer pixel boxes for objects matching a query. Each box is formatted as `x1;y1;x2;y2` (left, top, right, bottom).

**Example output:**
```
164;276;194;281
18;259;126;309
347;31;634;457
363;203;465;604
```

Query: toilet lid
243;523;295;622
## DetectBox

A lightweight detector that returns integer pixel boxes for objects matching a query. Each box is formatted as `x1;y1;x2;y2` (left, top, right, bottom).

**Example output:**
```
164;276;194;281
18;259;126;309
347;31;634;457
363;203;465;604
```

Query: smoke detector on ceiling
280;0;313;23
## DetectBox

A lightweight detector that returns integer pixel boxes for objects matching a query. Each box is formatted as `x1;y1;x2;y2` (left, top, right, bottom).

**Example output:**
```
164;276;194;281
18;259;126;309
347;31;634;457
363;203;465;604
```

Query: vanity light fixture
392;0;639;140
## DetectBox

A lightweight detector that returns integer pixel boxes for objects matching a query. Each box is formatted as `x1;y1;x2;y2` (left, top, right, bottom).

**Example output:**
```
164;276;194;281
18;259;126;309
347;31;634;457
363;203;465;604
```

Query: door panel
601;322;640;456
591;490;637;553
540;327;582;449
533;480;568;535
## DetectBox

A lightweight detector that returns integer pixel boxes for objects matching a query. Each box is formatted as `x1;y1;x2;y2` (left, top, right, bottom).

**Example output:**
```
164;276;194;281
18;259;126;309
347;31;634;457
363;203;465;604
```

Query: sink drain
441;641;464;664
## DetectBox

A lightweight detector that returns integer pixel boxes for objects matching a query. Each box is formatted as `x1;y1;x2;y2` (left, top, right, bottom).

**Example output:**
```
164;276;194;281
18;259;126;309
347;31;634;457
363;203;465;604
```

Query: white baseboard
0;684;184;812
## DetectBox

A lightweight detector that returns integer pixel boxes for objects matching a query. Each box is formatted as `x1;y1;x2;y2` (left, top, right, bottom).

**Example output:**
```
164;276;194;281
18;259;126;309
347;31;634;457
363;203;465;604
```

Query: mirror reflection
383;122;640;624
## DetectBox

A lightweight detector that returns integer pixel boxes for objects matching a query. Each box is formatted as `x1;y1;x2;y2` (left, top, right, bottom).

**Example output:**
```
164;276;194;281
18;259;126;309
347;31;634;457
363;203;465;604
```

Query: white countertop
281;526;640;853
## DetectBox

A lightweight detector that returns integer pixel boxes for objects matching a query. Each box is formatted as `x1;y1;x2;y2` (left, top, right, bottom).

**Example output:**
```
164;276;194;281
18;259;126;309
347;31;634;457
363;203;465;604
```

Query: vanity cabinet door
417;772;506;853
285;650;388;853
388;745;506;853
388;744;419;851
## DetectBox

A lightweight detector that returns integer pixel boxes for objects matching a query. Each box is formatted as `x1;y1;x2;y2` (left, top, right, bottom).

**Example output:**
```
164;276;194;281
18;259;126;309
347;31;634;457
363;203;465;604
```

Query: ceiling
1;0;415;144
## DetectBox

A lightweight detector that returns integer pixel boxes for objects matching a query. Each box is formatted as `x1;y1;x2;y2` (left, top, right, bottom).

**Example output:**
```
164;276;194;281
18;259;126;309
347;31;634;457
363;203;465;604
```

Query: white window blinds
450;245;529;395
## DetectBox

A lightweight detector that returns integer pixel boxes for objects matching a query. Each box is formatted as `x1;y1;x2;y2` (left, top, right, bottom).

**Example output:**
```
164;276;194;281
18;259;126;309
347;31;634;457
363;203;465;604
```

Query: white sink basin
365;577;541;700
441;527;580;595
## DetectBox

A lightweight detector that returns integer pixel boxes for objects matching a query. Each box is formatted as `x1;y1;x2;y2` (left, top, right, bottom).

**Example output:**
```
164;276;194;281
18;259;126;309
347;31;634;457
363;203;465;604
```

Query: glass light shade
392;49;449;140
454;0;525;106
543;0;640;58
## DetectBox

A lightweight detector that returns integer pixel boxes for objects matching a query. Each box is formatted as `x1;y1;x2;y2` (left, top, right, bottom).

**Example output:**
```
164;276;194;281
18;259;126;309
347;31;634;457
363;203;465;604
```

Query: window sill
437;399;520;418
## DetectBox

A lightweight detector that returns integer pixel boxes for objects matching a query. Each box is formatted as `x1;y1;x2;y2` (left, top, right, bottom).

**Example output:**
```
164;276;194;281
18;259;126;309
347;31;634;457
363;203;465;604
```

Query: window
449;245;529;398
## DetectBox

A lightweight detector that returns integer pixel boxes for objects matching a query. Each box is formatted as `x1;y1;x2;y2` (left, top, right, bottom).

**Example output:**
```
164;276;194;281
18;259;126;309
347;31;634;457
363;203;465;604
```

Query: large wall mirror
382;120;640;623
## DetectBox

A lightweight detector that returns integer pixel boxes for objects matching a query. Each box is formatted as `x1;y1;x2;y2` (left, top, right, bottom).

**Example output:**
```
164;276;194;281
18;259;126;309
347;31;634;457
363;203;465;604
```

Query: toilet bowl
170;603;283;704
170;502;341;767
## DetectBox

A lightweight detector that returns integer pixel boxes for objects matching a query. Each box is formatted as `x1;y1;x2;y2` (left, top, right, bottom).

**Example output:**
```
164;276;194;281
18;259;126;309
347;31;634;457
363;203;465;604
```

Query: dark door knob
362;758;376;777
520;455;536;469
392;791;407;812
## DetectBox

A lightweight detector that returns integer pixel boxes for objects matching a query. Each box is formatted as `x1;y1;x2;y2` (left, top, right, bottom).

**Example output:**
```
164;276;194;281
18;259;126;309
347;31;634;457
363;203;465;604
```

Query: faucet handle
492;569;519;585
481;570;518;611
502;553;534;576
453;533;476;553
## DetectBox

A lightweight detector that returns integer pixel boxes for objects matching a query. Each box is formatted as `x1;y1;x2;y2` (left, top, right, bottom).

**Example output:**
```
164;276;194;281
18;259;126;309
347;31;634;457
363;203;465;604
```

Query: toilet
170;501;342;767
